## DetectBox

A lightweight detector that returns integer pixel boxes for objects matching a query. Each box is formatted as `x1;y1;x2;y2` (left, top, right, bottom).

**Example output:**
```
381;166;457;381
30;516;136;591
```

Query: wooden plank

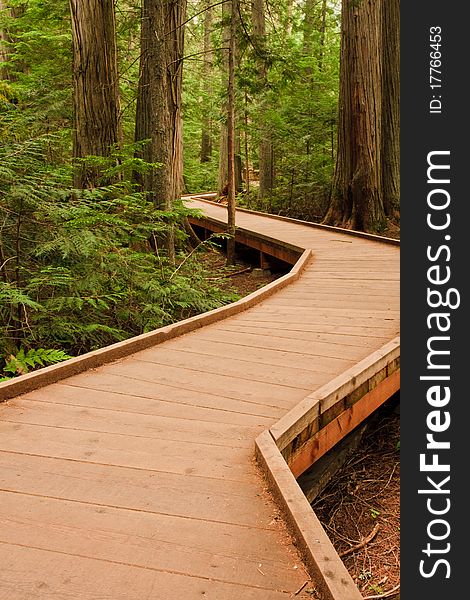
195;329;374;362
286;273;399;281
212;323;390;345
0;398;264;449
17;383;275;425
255;431;362;600
61;372;288;415
102;361;312;406
298;424;368;504
295;277;399;288
0;451;276;528
0;491;308;591
229;323;399;340
263;297;398;310
277;289;400;299
236;307;398;320
0;543;298;599
138;336;363;370
0;421;254;482
288;370;400;478
190;197;399;246
135;346;354;382
270;338;400;450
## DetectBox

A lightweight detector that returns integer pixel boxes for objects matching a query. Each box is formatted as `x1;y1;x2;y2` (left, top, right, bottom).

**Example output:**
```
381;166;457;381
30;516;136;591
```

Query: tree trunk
244;90;250;195
285;0;293;35
381;0;400;216
302;0;315;58
69;0;122;189
200;1;213;163
324;0;385;232
252;0;273;202
318;0;327;70
135;0;187;264
226;0;237;265
218;0;242;196
0;0;11;81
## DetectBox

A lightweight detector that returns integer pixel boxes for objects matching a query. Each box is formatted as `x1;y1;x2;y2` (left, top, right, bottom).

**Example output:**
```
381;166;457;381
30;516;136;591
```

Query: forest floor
382;218;401;240
312;403;400;600
198;248;281;297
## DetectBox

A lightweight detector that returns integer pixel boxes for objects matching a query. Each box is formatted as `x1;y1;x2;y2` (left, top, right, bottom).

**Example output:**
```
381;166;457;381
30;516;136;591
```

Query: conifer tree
69;0;122;189
135;0;188;263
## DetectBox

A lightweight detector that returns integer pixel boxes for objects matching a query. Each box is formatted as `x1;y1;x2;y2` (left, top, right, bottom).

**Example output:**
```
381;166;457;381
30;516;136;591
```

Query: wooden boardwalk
0;199;399;599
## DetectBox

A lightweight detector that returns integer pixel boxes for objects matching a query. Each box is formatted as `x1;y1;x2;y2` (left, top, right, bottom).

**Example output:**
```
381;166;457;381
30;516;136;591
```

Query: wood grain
0;197;399;599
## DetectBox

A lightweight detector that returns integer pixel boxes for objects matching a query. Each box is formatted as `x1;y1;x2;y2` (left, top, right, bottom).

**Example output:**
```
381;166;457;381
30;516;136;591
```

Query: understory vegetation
0;116;236;380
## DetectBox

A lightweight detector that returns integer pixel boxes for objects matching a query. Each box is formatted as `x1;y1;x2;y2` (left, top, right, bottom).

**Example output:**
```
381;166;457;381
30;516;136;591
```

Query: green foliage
0;117;238;365
242;2;340;219
0;0;72;130
1;347;72;380
181;0;341;217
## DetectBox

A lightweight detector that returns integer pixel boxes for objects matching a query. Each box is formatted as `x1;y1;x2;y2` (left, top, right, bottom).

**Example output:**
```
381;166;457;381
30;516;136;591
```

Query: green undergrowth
0;120;239;380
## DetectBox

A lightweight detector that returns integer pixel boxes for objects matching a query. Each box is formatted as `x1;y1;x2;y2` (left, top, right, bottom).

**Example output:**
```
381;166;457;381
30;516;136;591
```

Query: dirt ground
199;248;281;297
382;218;400;241
311;403;400;599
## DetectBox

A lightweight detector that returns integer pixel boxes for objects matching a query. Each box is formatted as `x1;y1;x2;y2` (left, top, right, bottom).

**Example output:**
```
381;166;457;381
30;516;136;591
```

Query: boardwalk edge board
271;337;401;452
190;195;401;246
255;430;363;600
188;214;303;265
0;248;311;402
255;339;400;600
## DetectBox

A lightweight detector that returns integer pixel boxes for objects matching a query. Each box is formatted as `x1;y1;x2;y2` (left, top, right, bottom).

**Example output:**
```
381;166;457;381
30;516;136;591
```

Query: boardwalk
0;199;399;599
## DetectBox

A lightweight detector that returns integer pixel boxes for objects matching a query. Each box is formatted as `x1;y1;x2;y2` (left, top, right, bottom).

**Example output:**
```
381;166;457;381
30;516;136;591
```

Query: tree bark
69;0;122;189
381;0;400;216
252;0;273;201
218;0;242;196
285;0;293;35
302;0;316;58
244;90;250;194
200;1;213;163
135;0;187;264
324;0;385;232
0;0;12;81
0;1;27;82
318;0;327;70
226;0;238;265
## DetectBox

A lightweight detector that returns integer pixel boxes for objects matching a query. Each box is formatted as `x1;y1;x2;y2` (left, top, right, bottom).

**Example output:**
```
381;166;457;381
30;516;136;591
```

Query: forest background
0;0;399;378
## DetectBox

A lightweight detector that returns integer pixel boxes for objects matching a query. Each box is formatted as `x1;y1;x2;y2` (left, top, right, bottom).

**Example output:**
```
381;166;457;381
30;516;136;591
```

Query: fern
2;348;72;379
0;129;237;359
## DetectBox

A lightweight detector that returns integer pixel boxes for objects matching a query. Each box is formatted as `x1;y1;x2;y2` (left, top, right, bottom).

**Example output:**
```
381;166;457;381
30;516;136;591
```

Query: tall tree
226;0;238;264
135;0;187;263
302;0;315;59
0;0;11;80
218;0;242;196
324;0;385;232
69;0;122;189
0;1;27;82
200;0;213;163
381;0;400;216
252;0;274;202
318;0;328;70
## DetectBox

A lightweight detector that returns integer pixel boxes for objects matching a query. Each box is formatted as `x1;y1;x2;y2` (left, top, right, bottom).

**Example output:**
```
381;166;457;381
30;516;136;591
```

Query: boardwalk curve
0;198;399;600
